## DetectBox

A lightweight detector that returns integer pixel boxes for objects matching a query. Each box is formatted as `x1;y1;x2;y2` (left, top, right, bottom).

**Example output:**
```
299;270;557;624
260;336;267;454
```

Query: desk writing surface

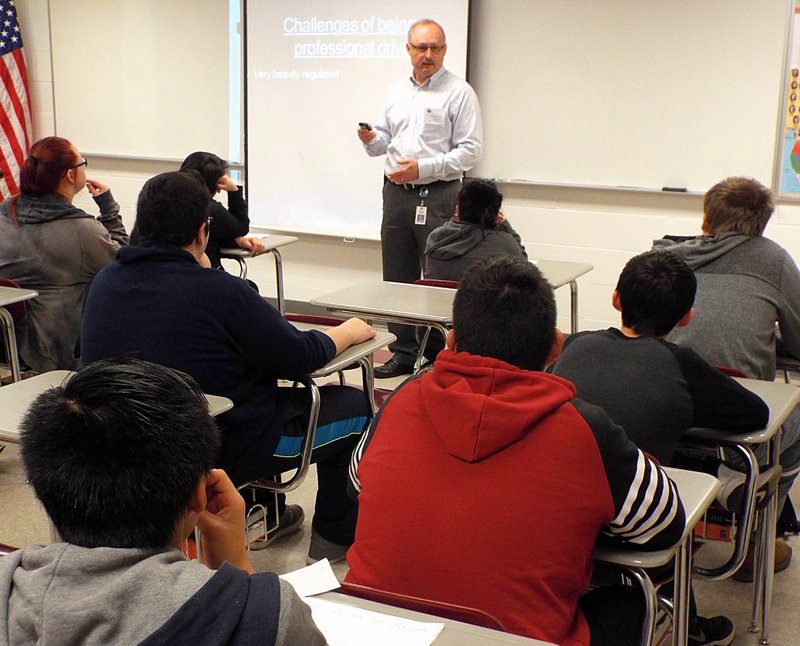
317;592;554;645
593;467;720;569
0;371;233;443
290;324;395;377
685;378;800;445
219;234;299;258
311;282;454;325
0;286;38;307
533;260;593;289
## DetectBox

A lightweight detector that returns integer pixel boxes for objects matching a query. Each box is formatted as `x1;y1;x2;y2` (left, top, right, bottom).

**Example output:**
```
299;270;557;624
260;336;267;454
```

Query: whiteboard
49;0;231;160
469;0;791;193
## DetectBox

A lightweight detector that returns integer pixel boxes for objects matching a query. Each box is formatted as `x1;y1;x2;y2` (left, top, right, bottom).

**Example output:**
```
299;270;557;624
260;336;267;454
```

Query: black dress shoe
374;357;414;379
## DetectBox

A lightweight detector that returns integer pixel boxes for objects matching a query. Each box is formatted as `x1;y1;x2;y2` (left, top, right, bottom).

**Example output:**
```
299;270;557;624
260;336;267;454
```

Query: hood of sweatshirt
0;543;216;646
418;350;577;462
0;194;88;225
425;218;489;260
653;232;752;270
115;239;197;265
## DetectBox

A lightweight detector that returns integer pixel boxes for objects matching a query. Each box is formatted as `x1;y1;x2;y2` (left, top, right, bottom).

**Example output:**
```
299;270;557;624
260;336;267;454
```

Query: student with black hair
347;255;685;646
0;358;325;645
551;250;772;645
424;178;526;281
553;250;768;466
179;151;265;268
81;171;376;564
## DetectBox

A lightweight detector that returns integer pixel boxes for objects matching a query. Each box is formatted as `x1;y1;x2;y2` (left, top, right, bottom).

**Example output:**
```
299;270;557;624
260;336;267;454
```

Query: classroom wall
18;0;800;332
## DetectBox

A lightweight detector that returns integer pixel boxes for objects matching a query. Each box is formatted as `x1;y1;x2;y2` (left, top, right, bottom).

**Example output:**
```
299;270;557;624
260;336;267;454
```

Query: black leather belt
385;177;459;190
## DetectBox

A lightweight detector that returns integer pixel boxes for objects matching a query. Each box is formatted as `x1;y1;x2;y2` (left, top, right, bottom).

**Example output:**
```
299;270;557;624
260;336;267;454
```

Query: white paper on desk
279;558;341;598
304;597;445;646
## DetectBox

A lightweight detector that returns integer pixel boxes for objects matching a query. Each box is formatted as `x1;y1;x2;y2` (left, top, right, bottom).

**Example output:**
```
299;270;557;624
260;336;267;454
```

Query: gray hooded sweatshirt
0;192;128;372
424;218;527;281
654;233;800;380
0;544;326;645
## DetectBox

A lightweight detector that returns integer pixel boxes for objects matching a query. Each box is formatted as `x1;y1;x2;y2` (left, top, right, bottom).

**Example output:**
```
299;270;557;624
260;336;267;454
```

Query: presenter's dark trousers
229;385;371;547
381;178;460;368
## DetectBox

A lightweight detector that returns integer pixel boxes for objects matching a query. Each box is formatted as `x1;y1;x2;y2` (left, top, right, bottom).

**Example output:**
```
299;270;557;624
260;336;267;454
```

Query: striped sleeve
572;398;686;551
604;450;682;545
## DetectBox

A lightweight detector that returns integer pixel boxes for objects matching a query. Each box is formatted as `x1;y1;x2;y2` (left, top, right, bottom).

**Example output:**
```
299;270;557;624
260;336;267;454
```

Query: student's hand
235;236;266;254
85;179;109;197
196;469;254;573
216;174;238;192
357;126;376;144
324;317;376;355
386;158;419;184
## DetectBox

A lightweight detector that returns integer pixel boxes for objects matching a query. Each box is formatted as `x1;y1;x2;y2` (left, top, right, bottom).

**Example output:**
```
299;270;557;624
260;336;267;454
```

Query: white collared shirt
364;67;483;183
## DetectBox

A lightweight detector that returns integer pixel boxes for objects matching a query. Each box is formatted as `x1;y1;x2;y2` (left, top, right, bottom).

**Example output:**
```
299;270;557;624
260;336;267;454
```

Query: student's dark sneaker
687;615;734;646
374;357;414;379
249;504;305;551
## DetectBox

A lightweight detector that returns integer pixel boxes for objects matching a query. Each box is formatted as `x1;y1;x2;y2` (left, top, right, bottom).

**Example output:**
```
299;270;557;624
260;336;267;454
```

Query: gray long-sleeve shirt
654;233;800;380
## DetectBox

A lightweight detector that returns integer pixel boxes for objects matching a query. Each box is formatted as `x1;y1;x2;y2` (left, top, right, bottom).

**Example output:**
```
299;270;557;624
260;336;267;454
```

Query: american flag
0;0;32;199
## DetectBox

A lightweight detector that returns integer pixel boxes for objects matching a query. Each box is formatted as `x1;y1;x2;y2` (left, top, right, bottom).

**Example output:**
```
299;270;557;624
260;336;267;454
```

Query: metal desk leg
413;323;449;371
0;307;21;383
751;433;782;644
270;249;286;315
234;257;248;279
569;280;579;333
673;537;693;646
358;355;376;413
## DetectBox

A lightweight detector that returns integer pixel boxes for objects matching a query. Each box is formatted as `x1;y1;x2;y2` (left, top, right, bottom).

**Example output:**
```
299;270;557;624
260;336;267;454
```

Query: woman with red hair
0;136;128;372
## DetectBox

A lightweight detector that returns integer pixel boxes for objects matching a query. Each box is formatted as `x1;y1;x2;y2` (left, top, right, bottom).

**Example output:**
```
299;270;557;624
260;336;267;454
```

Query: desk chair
236;376;321;550
413;278;459;368
0;278;32;385
776;355;800;384
285;313;393;409
339;581;507;632
0;543;18;556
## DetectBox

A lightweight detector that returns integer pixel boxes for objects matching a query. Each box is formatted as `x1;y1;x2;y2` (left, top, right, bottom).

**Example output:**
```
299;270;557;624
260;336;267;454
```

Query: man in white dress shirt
358;18;483;378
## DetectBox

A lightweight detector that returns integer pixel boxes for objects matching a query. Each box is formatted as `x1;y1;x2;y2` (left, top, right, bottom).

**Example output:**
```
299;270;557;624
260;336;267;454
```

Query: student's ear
446;328;457;351
701;213;711;235
612;290;622;313
187;476;207;514
546;328;565;365
195;221;208;247
454;205;461;220
675;308;694;329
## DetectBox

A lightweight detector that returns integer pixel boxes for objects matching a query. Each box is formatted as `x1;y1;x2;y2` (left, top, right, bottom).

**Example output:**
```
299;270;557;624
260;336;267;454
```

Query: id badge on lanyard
415;186;429;225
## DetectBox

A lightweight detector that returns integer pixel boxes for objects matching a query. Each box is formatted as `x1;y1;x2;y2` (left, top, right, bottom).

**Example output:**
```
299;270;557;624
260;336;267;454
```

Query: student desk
249;326;396;496
311;259;592;346
593;467;720;646
219;233;299;314
533;259;593;333
0;370;233;444
312;281;454;364
315;591;556;645
0;286;38;383
683;377;800;645
293;323;395;414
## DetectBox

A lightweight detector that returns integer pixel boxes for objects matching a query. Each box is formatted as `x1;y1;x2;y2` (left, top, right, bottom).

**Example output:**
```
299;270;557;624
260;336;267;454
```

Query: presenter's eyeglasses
408;42;444;54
